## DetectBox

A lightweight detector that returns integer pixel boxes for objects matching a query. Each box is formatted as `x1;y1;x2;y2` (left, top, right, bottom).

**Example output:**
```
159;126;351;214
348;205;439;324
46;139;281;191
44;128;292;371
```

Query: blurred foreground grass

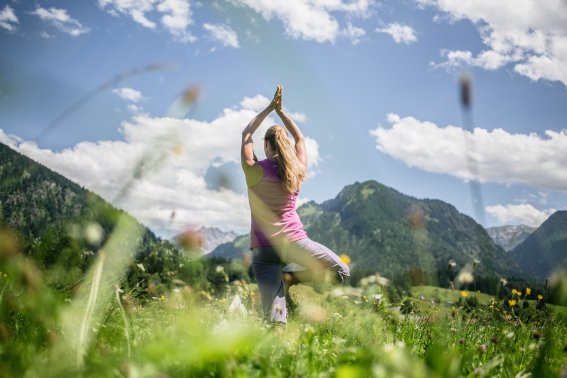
2;222;567;377
2;257;567;377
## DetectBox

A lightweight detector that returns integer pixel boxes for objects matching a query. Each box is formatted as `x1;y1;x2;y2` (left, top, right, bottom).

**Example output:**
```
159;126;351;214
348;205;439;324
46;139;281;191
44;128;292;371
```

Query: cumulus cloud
376;23;417;44
343;23;366;45
31;7;90;36
98;0;195;42
239;94;270;112
113;87;145;103
419;0;567;87
0;5;18;31
370;113;567;191
2;95;321;236
486;203;556;227
435;49;511;71
203;23;239;48
232;0;374;43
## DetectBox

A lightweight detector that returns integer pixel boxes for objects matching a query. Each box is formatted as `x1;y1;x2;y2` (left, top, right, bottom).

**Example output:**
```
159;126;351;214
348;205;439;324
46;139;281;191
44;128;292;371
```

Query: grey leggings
251;238;350;324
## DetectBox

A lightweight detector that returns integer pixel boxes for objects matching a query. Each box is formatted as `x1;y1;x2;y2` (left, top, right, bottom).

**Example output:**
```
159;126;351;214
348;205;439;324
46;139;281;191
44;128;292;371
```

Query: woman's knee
340;262;350;277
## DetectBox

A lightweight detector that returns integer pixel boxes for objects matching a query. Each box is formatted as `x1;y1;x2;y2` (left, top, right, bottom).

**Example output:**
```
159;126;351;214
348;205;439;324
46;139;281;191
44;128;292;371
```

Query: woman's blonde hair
265;125;306;193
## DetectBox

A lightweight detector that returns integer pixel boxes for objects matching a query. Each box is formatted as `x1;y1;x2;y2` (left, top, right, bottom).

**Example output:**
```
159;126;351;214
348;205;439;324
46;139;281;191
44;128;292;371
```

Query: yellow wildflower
538;294;543;301
460;291;469;298
511;289;517;295
340;254;351;265
508;299;517;307
517;291;522;297
526;288;532;296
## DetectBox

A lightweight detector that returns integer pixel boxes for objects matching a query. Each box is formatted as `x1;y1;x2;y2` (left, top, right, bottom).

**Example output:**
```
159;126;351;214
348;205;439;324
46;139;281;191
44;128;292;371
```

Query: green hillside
510;211;567;280
0;142;183;293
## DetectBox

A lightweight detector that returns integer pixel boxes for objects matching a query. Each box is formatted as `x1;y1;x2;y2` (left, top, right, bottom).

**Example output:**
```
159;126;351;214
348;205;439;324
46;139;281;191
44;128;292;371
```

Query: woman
241;85;350;324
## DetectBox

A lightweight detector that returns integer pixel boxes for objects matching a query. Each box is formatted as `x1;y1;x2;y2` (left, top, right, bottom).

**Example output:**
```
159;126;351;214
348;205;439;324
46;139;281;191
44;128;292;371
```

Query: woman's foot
283;272;299;315
282;271;299;288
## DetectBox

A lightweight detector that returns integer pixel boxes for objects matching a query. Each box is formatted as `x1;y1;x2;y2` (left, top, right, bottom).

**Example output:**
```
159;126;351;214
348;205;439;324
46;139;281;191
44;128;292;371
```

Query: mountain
510;211;567;280
486;225;535;251
210;180;526;285
199;226;238;253
171;226;238;255
208;234;249;260
0;142;183;292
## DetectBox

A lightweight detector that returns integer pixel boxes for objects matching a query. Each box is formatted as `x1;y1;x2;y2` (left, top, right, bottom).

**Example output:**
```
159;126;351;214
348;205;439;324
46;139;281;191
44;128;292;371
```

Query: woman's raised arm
276;106;307;168
241;85;281;168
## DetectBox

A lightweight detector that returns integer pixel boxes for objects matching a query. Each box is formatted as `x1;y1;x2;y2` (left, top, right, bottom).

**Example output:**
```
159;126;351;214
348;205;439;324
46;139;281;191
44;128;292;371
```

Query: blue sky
1;0;566;237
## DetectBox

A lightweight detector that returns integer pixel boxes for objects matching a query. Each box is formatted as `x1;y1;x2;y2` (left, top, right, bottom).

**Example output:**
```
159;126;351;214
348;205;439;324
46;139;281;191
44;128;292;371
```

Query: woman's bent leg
285;239;350;283
251;246;287;324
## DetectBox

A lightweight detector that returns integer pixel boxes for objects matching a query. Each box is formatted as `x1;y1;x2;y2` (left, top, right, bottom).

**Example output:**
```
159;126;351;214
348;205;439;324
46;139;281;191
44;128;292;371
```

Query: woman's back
248;159;307;248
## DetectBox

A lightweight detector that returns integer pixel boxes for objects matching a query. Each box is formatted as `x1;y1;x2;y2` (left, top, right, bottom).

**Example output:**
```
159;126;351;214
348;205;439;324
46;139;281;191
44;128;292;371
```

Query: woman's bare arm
276;107;307;167
241;85;281;168
241;106;270;168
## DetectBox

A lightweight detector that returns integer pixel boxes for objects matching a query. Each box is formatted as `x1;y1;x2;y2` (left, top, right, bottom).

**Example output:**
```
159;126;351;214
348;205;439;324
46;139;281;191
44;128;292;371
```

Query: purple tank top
248;159;308;248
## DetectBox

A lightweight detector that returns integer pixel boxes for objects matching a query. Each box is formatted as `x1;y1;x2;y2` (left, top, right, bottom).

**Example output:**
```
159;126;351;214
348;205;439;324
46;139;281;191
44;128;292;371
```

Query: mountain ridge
510;211;567;280
211;180;527;287
0;141;183;293
486;225;535;251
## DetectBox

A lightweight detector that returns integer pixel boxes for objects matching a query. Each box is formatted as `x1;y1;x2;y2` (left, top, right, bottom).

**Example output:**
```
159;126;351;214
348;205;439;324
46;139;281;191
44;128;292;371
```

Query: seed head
457;271;474;285
460;74;472;108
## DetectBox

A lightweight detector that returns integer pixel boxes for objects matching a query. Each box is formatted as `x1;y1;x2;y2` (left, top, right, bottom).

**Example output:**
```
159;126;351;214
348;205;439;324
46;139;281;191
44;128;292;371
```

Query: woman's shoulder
259;159;280;177
257;159;270;168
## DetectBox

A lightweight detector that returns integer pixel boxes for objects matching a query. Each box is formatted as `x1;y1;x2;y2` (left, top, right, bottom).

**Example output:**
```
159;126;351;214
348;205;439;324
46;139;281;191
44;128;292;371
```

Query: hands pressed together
269;84;283;112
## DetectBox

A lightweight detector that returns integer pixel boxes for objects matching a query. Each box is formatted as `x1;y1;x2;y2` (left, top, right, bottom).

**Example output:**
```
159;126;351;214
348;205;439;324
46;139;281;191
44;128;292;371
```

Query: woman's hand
269;84;282;111
275;85;283;112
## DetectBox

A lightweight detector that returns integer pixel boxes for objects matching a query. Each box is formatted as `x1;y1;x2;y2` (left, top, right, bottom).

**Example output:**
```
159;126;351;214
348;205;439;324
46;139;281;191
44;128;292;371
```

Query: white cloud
157;0;195;42
420;0;567;87
127;104;144;114
31;7;90;36
486;203;556;227
370;113;567;191
376;23;417;44
0;5;18;31
0;129;20;147
434;49;512;71
113;87;145;103
2;95;321;237
98;0;195;42
288;111;307;123
39;31;53;39
232;0;374;43
98;0;156;28
203;23;239;48
239;94;269;112
343;23;366;45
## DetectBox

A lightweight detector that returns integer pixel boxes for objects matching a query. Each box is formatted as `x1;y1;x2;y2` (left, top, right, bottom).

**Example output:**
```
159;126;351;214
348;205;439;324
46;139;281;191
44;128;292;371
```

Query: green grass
411;285;567;316
412;285;493;305
2;256;567;378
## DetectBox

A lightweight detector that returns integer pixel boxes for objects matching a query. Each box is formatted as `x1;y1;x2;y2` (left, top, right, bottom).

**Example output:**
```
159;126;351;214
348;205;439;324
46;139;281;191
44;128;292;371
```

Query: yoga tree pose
241;85;350;324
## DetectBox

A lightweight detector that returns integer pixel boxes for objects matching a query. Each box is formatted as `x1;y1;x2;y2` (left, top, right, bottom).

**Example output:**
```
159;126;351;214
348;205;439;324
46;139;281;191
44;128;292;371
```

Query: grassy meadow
1;229;567;378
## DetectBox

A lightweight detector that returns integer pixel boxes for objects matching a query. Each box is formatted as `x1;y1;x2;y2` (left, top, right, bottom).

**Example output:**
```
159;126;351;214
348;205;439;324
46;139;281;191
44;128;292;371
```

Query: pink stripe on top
248;159;308;248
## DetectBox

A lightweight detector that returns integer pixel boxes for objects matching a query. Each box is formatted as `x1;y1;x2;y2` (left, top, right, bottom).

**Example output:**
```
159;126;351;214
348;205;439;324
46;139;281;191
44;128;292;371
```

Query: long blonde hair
265;125;306;193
